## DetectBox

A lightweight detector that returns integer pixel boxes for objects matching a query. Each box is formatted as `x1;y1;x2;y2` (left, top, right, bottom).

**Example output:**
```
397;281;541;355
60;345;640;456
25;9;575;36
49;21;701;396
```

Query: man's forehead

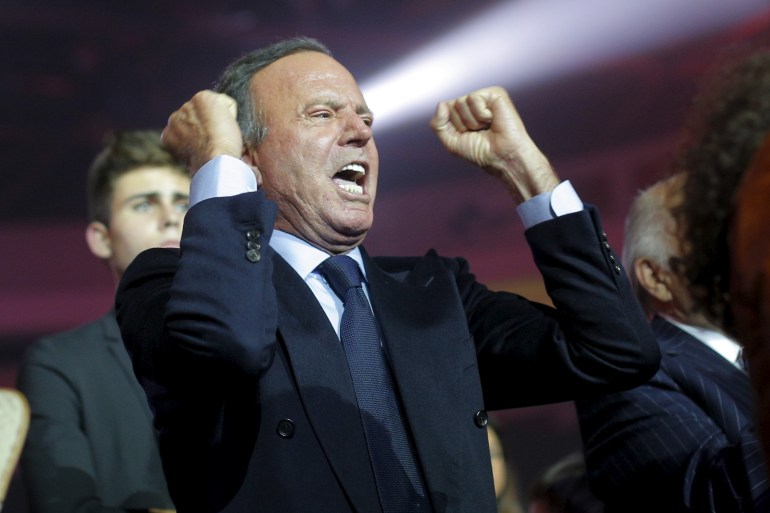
113;167;189;194
251;52;365;101
255;50;341;76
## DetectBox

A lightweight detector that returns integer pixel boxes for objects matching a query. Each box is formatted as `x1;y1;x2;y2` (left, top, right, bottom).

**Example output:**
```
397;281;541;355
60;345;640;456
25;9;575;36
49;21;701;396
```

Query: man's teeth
338;182;363;194
335;163;365;194
341;163;365;175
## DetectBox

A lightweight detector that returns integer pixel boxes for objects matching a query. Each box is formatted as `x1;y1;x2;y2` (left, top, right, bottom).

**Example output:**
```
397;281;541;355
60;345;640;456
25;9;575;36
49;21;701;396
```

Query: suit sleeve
576;368;770;512
16;341;168;513
116;191;278;510
117;190;278;387
456;206;659;408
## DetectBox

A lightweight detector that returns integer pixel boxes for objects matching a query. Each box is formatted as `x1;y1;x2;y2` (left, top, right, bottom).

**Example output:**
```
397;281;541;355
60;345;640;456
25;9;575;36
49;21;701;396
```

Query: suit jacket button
247;240;261;251
277;419;295;438
474;410;488;428
246;230;261;241
246;249;261;262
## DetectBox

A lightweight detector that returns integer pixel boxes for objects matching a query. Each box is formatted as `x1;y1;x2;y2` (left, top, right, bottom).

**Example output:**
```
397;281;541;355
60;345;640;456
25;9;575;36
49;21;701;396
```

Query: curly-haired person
676;45;770;491
675;47;770;332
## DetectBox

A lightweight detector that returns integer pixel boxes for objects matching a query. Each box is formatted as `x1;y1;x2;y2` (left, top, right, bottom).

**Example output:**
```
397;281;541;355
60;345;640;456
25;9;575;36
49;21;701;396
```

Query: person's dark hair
674;46;770;331
87;129;186;225
213;36;332;147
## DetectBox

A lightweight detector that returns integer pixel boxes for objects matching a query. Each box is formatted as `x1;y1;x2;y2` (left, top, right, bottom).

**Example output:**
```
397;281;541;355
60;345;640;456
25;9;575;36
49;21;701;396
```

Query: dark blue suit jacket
116;190;658;513
16;313;173;513
577;316;770;512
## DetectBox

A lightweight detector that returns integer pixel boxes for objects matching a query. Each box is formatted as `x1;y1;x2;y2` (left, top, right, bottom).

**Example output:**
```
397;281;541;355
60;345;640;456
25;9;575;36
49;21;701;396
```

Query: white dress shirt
663;315;744;370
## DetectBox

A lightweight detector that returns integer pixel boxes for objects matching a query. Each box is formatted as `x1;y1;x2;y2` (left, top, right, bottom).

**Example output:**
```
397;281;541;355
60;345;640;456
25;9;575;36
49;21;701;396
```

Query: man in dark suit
116;37;659;513
16;130;189;513
576;174;770;512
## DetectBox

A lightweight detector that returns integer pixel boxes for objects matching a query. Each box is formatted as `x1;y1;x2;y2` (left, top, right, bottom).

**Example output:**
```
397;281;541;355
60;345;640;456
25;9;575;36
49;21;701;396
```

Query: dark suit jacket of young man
577;316;770;513
116;189;659;513
16;312;173;513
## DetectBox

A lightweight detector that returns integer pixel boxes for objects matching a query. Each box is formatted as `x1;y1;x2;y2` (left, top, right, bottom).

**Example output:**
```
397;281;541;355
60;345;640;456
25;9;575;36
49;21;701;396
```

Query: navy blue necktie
318;255;430;513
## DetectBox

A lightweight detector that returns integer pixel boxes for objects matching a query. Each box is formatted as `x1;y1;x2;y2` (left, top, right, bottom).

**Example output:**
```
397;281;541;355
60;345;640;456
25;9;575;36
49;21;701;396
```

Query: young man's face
87;166;190;278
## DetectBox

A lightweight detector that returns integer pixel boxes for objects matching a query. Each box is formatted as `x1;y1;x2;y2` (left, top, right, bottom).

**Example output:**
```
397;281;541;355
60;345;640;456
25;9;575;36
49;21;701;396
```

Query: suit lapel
272;254;382;513
102;312;155;422
363;249;467;503
653;317;755;437
684;338;755;414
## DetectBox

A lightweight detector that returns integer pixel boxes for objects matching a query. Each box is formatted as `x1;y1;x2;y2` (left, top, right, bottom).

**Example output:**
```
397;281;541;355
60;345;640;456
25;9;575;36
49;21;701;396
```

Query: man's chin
317;224;370;254
336;220;372;241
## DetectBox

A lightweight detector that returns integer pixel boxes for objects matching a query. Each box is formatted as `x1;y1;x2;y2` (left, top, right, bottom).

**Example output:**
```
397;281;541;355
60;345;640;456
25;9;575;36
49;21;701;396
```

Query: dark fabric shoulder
26;313;118;360
371;249;467;275
117;247;180;304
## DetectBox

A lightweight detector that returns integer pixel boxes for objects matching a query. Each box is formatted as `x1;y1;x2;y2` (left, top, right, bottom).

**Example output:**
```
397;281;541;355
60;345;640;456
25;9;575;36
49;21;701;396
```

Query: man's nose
160;203;182;228
341;114;373;148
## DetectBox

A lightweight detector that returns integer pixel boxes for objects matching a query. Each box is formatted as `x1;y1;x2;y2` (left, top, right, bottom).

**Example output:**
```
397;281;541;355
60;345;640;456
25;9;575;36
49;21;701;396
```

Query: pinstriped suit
577;316;770;512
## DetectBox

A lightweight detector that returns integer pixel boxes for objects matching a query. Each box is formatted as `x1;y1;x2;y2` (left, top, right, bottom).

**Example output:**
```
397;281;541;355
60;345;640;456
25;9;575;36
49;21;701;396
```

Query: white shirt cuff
516;180;584;228
189;155;257;207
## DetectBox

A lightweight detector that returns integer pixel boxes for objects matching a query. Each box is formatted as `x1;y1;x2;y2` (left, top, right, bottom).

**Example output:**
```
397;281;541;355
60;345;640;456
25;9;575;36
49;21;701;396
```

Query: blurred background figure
0;388;29;512
731;134;770;471
15;130;188;513
488;420;525;513
675;45;770;482
675;47;770;335
577;173;769;512
527;452;603;513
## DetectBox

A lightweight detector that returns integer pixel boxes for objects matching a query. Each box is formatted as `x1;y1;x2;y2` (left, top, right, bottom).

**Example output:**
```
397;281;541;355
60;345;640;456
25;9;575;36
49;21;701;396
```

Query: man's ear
85;221;113;260
634;257;673;303
242;146;263;187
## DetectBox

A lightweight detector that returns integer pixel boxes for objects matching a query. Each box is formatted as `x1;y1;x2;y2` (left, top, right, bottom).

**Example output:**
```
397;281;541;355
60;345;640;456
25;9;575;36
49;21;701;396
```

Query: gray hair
214;37;332;146
622;175;682;302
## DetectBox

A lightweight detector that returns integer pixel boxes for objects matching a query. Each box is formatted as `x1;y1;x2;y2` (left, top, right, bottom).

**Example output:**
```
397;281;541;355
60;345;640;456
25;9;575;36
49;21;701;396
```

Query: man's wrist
189;155;257;207
516;180;583;228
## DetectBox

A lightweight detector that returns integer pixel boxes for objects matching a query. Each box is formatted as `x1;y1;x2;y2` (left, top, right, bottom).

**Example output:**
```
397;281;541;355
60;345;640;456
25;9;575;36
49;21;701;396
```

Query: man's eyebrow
312;97;373;117
356;105;373;117
122;192;160;204
121;191;190;204
311;97;343;109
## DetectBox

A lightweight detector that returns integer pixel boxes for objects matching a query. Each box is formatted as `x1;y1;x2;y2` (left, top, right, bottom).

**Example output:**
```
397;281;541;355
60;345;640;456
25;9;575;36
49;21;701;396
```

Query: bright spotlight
361;0;768;132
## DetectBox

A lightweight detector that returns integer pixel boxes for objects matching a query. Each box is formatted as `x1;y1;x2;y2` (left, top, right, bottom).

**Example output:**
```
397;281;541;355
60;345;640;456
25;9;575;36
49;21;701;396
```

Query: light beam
361;0;768;131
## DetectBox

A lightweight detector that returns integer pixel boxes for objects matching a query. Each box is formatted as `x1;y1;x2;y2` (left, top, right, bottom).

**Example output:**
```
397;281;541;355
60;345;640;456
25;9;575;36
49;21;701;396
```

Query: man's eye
176;202;190;213
133;201;152;212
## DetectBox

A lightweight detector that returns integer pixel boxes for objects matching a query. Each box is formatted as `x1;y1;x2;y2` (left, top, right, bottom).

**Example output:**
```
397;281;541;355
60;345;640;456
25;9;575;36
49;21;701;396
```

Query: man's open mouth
332;163;366;195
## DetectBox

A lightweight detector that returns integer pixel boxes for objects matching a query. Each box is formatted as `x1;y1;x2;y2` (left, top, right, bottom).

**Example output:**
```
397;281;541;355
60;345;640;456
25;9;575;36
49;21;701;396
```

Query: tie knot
318;255;362;302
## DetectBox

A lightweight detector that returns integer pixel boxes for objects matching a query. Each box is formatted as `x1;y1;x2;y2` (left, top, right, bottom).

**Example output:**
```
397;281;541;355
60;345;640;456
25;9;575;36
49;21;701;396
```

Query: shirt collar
661;315;742;365
269;229;366;281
